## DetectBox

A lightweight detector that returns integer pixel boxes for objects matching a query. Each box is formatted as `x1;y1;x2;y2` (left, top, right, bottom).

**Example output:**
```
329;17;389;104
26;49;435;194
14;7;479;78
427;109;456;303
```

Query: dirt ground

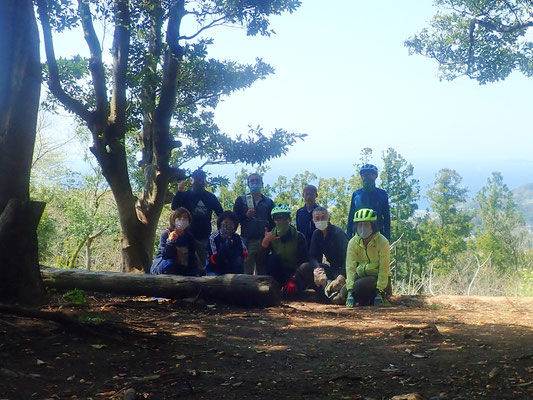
0;293;532;400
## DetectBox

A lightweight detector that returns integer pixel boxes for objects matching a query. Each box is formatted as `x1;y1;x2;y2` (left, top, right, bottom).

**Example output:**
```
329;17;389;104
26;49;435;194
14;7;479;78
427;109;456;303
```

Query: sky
45;0;533;206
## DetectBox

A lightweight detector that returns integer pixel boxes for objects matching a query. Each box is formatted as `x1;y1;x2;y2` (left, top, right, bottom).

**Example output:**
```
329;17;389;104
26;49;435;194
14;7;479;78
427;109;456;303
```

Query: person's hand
167;229;179;241
261;227;279;248
246;208;255;218
177;180;187;192
346;290;355;307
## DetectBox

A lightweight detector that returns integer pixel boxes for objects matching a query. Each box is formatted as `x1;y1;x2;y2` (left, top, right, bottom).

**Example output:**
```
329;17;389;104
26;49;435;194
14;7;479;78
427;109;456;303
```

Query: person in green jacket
259;204;309;295
345;208;391;307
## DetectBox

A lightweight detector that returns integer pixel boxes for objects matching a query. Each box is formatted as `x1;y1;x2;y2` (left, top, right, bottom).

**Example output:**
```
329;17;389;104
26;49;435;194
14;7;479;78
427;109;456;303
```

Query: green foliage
474;172;527;270
380;148;421;282
405;0;533;84
271;171;317;213
31;135;121;270
418;169;473;271
64;288;87;305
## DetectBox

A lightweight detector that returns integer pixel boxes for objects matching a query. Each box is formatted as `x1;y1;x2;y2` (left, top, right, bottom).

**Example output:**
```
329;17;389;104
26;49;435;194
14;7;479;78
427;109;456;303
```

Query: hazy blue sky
47;0;533;204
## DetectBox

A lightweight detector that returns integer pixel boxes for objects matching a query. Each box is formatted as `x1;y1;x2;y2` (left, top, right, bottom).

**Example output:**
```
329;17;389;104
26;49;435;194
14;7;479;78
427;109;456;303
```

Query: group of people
150;164;392;307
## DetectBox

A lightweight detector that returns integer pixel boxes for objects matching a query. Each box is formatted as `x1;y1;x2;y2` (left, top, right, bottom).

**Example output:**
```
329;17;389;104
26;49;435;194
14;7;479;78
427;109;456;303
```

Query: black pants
352;276;392;306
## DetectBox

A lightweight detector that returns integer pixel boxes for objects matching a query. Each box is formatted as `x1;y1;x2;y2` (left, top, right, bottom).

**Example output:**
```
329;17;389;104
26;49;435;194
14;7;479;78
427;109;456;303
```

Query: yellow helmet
353;208;377;222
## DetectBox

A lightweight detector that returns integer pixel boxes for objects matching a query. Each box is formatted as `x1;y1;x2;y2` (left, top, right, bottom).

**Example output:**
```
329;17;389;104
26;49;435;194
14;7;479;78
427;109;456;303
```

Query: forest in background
31;128;533;297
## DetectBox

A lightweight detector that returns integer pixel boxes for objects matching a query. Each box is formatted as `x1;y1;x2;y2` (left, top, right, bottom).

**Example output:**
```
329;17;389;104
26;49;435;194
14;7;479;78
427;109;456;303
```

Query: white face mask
175;220;189;230
357;225;372;239
315;220;328;231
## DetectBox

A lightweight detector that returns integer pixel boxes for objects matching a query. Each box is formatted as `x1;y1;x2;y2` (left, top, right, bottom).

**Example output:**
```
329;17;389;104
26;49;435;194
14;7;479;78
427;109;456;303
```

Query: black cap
191;169;206;178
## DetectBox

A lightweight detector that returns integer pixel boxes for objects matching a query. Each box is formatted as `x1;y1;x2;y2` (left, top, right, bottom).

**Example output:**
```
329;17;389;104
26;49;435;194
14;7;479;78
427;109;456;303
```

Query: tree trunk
41;267;281;307
0;0;45;305
0;201;47;305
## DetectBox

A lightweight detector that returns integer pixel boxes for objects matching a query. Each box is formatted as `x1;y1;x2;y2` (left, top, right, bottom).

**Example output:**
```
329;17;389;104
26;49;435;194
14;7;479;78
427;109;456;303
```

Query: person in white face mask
297;207;348;304
345;208;391;307
150;207;199;276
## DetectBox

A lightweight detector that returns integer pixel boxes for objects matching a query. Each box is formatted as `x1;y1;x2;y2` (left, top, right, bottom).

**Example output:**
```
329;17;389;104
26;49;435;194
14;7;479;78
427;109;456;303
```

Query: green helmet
271;204;291;217
353;208;377;222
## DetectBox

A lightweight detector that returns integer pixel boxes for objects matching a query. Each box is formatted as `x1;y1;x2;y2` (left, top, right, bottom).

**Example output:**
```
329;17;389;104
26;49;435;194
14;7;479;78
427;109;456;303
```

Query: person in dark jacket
296;184;319;249
233;173;274;275
259;204;308;295
171;169;223;267
206;211;248;276
150;208;199;276
346;164;391;240
299;207;348;304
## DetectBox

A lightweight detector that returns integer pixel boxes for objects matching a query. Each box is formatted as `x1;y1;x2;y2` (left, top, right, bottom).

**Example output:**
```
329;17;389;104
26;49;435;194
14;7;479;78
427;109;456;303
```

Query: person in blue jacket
346;164;391;240
205;211;248;276
150;207;199;276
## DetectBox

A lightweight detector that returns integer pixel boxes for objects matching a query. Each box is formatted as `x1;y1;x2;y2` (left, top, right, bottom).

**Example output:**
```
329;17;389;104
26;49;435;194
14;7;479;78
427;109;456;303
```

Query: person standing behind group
296;184;319;249
347;164;391;240
233;173;274;275
171;169;223;269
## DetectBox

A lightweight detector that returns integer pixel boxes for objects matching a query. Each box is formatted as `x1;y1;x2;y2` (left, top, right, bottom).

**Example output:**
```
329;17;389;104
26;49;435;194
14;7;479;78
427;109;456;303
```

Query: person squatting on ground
205;211;248;276
150;208;199;276
233;173;274;275
299;206;349;304
171;169;223;269
345;208;391;307
258;204;309;295
296;184;319;249
347;164;391;241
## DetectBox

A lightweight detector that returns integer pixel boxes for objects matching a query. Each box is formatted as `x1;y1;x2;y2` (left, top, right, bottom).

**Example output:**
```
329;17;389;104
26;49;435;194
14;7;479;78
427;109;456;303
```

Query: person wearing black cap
171;169;223;269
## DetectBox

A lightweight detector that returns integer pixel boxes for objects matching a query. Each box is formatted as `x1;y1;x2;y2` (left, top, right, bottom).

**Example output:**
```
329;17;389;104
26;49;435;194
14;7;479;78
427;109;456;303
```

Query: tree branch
474;18;533;33
109;0;130;139
178;15;228;40
77;0;108;121
36;0;93;124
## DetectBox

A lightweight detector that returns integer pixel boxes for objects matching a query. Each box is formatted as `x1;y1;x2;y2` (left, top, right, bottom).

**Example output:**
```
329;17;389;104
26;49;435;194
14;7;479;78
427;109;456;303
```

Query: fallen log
40;267;281;307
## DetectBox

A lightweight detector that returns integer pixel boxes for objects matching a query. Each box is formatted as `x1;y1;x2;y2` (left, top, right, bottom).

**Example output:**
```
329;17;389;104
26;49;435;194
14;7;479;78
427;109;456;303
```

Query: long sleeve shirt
345;232;390;292
346;188;391;240
309;224;348;277
171;189;223;240
258;225;308;271
296;204;319;249
233;194;274;240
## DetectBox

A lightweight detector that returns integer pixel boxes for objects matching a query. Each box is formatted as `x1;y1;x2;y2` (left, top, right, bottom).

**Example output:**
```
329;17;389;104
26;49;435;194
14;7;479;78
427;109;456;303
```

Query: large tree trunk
0;0;46;304
0;201;47;304
41;267;281;307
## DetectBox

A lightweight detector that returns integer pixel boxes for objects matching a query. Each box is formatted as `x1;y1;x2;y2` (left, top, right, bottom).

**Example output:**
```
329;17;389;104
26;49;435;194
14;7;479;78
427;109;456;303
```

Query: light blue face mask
249;183;263;194
357;225;372;239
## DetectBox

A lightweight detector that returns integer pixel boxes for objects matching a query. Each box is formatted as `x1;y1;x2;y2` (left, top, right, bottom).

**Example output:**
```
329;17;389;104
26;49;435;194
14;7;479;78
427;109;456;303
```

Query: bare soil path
1;294;532;399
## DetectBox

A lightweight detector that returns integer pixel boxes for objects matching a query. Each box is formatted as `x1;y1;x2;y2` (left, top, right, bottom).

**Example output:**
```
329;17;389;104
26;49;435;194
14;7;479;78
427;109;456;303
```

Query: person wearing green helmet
259;204;309;295
345;208;391;307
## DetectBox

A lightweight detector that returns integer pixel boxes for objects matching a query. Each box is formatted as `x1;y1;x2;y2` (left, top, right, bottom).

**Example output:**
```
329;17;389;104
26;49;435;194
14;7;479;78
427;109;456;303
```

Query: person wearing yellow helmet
345;208;391;307
259;204;309;296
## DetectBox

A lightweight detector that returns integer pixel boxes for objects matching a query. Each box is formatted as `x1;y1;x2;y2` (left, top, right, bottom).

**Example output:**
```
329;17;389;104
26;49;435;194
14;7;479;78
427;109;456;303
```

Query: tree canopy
36;0;304;271
405;0;533;84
